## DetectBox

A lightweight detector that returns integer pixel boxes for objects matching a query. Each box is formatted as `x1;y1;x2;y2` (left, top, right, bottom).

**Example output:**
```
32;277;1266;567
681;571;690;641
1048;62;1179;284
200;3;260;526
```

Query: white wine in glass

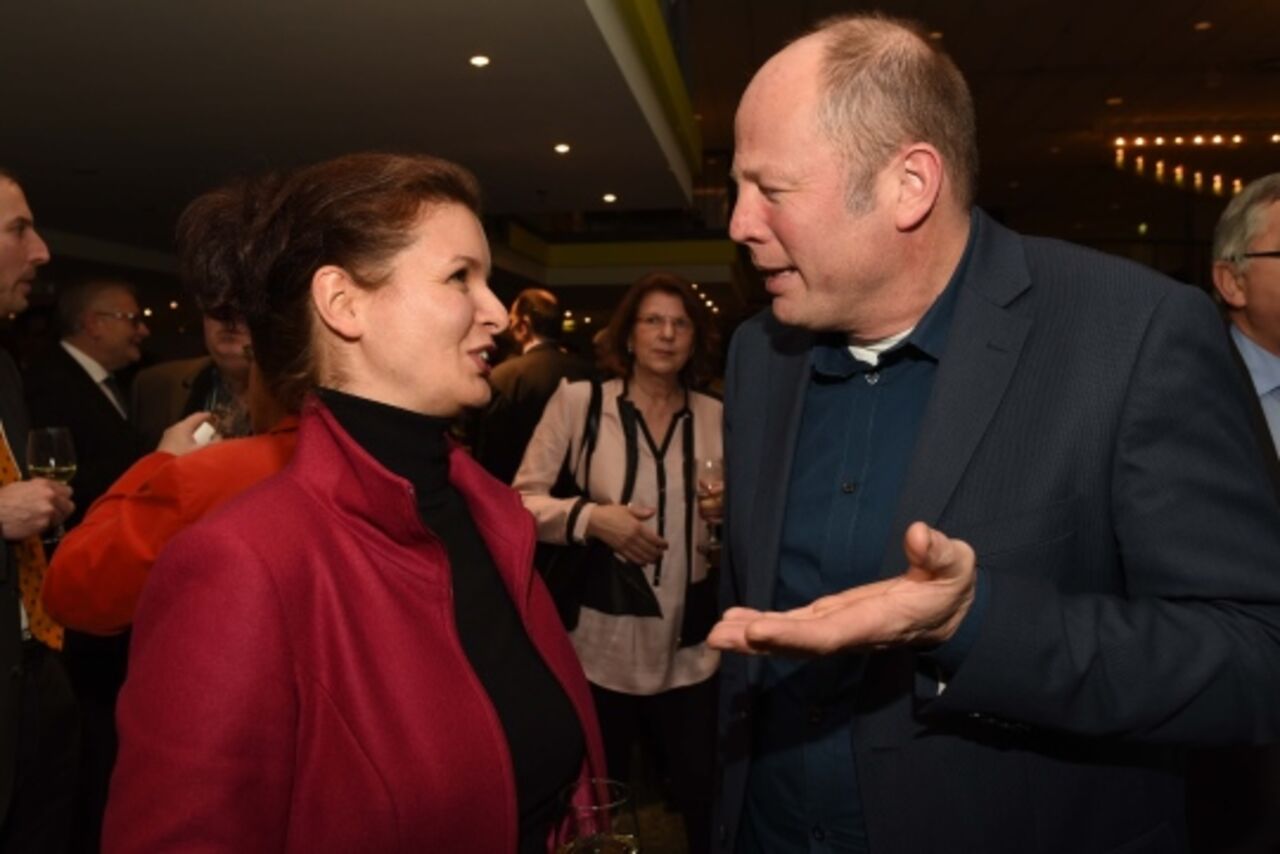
696;457;724;547
26;427;76;541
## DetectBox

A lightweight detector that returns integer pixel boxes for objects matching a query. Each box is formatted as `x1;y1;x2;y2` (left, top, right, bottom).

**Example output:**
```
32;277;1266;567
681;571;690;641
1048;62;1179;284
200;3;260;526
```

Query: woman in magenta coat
104;153;606;853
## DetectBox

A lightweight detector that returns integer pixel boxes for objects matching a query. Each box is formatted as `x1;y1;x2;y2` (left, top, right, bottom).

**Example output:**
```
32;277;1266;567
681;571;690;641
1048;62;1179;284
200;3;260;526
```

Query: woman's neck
315;387;453;504
628;368;681;408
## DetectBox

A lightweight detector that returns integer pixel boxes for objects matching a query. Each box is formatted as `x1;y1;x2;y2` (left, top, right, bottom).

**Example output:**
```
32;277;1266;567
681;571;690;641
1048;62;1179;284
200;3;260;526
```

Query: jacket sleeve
42;452;176;634
514;380;596;545
930;285;1280;745
103;524;297;852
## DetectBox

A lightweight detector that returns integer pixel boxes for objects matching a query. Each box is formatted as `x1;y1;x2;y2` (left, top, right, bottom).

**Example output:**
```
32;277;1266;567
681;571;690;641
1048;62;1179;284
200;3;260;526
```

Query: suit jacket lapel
746;323;813;609
883;212;1032;576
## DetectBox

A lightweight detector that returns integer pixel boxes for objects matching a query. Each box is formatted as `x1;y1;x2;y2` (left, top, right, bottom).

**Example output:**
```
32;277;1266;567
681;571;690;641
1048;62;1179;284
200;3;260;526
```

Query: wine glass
556;778;640;853
26;427;76;542
696;457;724;548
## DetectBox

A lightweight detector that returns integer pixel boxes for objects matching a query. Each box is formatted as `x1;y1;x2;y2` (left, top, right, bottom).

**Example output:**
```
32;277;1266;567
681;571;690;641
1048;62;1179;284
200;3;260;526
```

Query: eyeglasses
95;310;146;327
636;314;692;333
1240;251;1280;260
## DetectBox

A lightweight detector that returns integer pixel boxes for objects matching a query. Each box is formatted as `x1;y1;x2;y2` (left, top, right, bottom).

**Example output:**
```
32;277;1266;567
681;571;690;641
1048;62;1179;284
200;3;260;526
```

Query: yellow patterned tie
0;430;63;650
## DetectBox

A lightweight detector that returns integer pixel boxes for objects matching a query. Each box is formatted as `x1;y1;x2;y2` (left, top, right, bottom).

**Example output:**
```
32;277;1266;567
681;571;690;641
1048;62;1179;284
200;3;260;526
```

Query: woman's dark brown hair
601;272;719;388
178;152;481;412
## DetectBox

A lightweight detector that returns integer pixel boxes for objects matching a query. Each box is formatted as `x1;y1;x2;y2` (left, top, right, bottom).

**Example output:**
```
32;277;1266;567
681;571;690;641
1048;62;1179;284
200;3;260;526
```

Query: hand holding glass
26;427;76;541
696;457;724;547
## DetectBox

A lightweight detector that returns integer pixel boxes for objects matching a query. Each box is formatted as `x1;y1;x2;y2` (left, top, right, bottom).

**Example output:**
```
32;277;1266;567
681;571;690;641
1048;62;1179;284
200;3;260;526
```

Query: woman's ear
310;265;364;341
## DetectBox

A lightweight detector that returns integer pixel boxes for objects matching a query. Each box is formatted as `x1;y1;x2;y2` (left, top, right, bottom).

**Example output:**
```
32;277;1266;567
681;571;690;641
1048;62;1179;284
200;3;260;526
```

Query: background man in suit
1211;173;1280;484
1184;173;1280;854
25;278;149;525
472;287;593;483
0;168;77;853
23;277;149;854
708;14;1280;854
131;312;252;447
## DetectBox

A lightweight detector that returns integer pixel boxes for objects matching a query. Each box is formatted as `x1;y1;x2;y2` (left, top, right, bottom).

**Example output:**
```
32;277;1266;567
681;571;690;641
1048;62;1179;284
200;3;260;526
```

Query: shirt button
841;481;857;494
865;371;880;385
812;825;826;841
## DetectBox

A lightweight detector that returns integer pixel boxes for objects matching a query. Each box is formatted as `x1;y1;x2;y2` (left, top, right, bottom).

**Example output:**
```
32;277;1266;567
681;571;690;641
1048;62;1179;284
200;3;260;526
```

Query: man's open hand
707;521;977;656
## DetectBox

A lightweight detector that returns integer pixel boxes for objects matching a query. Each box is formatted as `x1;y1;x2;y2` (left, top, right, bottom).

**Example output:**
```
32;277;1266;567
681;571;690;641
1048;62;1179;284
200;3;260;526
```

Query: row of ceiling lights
1115;134;1280;147
469;54;618;205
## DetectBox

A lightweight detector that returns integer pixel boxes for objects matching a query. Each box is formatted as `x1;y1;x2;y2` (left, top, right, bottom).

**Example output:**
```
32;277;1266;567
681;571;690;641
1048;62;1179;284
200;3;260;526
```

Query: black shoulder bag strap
563;378;603;540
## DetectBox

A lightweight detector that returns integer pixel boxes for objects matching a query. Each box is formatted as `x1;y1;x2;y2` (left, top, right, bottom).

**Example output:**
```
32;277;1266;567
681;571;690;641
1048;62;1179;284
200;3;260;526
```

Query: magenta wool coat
104;401;607;853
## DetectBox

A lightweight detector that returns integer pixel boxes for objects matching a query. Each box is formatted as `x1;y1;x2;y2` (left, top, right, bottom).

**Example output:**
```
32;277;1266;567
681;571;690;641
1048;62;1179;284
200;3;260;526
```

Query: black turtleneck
317;388;584;853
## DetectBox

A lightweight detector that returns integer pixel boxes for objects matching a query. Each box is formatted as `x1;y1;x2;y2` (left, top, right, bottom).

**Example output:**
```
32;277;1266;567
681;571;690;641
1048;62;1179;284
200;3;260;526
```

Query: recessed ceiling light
1137;223;1149;236
928;31;943;40
602;193;617;204
712;307;720;315
1114;137;1126;147
1193;20;1212;31
1133;137;1146;146
143;308;154;317
1272;134;1280;143
1211;134;1224;144
1174;136;1184;144
554;143;571;155
469;55;490;68
584;317;592;324
1231;134;1243;144
1193;135;1205;145
564;310;573;318
1105;96;1124;107
1154;137;1165;145
690;282;699;290
169;300;179;310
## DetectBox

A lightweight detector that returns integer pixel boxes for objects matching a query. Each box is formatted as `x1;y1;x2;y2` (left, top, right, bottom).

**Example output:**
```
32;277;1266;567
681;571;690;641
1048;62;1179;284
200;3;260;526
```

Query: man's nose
728;189;761;245
28;229;50;267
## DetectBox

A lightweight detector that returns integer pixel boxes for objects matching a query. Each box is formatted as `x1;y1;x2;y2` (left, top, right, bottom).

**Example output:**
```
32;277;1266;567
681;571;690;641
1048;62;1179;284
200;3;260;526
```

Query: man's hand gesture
707;522;977;656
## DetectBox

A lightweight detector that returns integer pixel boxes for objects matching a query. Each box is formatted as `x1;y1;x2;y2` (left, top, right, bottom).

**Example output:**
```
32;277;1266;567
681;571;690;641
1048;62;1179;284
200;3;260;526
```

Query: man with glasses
1186;173;1280;854
23;277;149;854
1212;173;1280;484
25;278;149;525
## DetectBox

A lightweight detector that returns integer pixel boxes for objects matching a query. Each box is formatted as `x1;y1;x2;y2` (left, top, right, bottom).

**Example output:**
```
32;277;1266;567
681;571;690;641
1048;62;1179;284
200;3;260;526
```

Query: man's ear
310;265;364;341
1212;261;1248;309
894;143;944;232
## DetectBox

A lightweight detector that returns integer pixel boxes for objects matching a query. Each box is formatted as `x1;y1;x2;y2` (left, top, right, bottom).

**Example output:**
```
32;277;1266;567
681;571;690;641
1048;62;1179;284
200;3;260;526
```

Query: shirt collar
1231;324;1280;397
811;212;975;379
61;340;111;383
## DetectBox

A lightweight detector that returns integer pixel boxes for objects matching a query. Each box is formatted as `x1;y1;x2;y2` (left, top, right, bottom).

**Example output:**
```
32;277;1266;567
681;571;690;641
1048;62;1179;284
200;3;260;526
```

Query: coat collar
288;398;537;600
748;209;1033;590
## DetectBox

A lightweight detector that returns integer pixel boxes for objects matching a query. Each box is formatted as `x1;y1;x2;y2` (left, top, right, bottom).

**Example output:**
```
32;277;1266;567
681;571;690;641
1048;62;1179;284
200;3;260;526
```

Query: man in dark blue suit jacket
709;13;1280;854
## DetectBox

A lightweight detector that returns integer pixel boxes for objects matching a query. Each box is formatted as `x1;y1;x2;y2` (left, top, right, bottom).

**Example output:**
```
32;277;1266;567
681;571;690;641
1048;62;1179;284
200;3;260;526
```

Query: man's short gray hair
808;13;978;212
1213;173;1280;264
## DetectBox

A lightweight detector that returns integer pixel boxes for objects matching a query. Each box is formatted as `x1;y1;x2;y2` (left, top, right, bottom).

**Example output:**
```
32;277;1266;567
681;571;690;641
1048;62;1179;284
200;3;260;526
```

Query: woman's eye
448;268;470;288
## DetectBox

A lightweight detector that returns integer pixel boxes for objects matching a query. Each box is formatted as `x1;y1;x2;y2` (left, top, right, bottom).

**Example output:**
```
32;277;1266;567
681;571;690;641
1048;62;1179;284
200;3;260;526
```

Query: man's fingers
903;521;973;580
627;505;657;521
